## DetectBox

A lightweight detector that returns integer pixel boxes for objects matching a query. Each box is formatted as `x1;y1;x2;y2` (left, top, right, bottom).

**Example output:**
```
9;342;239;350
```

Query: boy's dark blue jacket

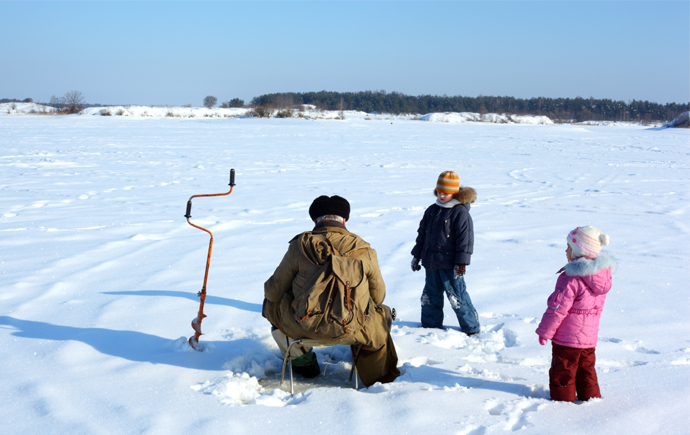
411;187;476;270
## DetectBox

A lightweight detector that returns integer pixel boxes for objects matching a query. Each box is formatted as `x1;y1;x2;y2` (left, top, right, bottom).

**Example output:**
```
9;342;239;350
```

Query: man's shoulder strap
341;247;369;258
294;231;371;266
313;232;370;258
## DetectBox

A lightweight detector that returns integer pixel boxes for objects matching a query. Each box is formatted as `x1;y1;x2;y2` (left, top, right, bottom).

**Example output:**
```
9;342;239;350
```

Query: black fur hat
309;195;350;221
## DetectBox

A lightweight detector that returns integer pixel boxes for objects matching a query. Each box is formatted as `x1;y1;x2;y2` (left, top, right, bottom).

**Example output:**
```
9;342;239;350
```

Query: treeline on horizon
251;91;689;122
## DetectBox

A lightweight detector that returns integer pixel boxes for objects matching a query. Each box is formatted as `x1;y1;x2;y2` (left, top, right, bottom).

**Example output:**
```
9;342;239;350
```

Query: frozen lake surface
1;115;688;434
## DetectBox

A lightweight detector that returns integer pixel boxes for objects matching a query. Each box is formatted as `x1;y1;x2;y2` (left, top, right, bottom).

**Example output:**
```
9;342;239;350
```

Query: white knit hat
567;226;610;258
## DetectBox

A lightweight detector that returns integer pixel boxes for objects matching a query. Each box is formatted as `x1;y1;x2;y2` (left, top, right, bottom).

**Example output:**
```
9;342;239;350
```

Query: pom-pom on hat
309;195;351;221
567;226;610;258
436;171;460;194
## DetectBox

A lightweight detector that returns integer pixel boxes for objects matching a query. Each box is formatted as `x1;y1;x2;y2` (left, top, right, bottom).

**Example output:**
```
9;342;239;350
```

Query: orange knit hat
436;171;460;194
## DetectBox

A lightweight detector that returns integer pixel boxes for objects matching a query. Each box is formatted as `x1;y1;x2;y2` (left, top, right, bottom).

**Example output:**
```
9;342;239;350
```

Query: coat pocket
547;290;566;310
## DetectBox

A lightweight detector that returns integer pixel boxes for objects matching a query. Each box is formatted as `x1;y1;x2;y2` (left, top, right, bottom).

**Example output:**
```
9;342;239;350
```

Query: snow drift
417;112;553;125
665;111;689;128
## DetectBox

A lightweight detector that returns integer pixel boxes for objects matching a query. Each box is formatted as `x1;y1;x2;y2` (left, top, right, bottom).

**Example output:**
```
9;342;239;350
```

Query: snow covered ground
0;115;688;434
1;102;555;124
0;102;56;115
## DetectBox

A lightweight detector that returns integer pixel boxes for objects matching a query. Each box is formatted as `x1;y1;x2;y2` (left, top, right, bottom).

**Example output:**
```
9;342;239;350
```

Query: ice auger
184;169;236;351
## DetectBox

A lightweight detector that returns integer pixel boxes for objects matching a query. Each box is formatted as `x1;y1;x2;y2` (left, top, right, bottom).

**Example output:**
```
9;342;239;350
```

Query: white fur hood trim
564;253;618;277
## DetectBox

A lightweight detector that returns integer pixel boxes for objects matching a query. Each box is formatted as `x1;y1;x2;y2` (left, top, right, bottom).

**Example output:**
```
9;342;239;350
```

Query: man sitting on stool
262;195;400;386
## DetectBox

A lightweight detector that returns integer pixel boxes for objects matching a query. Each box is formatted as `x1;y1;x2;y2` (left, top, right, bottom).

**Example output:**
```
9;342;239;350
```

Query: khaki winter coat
263;224;390;350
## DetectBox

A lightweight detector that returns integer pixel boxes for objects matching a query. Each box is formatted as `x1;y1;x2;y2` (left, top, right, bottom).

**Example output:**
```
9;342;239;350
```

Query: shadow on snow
0;315;255;371
399;364;543;398
103;290;263;313
0;316;542;398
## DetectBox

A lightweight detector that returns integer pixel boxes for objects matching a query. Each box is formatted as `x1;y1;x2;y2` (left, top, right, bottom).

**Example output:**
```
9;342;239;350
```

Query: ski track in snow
0;115;688;435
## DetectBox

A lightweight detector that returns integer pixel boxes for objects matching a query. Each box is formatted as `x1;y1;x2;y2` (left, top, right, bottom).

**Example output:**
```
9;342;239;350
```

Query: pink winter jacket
536;254;617;349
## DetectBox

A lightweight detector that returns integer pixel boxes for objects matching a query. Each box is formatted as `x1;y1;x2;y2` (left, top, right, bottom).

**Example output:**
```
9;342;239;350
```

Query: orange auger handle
185;169;236;351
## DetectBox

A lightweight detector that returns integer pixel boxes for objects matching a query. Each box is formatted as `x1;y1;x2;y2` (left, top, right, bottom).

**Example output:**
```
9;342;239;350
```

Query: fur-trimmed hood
561;253;617;296
433;186;477;204
564;253;617;277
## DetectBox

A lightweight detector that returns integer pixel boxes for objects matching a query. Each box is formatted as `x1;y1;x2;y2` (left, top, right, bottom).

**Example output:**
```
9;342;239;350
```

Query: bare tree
49;95;64;111
253;105;273;118
273;95;294;109
203;96;218;109
338;97;346;119
64;91;85;114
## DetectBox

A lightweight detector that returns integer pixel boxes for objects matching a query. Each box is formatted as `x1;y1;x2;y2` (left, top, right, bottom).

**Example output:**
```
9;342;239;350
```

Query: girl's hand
453;264;466;278
539;336;548;346
411;257;422;272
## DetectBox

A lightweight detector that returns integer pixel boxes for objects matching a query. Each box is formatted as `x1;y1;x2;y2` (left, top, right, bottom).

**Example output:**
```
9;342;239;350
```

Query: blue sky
1;1;688;106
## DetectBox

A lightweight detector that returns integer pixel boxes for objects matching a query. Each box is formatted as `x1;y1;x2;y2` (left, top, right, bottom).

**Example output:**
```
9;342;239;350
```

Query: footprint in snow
486;401;505;416
597;359;648;370
502;329;519;348
238;209;261;216
485;323;504;333
417;330;468;349
457;425;487;435
624;344;660;354
403;356;442;368
485;398;544;432
671;355;690;365
601;337;660;354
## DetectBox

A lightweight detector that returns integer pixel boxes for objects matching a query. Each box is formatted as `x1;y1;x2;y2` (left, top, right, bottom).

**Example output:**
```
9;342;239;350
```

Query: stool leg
287;336;294;395
280;339;299;396
280;343;290;386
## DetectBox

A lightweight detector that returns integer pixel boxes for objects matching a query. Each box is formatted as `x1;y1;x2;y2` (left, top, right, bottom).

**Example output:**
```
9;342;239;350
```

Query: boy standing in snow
536;226;617;402
411;171;480;335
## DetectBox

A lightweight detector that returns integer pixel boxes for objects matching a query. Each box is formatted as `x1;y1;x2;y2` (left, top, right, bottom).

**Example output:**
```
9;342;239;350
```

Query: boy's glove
453;264;466;278
539;336;548;346
411;257;421;272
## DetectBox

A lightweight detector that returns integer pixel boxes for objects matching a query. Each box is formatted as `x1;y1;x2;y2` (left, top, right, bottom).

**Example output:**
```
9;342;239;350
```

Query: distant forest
251;91;689;122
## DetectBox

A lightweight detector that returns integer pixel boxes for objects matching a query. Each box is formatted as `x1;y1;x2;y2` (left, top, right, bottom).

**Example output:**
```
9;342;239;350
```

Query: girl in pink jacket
536;226;617;402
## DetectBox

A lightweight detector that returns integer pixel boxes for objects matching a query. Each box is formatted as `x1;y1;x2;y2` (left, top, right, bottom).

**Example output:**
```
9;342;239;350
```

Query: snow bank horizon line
2;102;554;124
2;102;674;127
